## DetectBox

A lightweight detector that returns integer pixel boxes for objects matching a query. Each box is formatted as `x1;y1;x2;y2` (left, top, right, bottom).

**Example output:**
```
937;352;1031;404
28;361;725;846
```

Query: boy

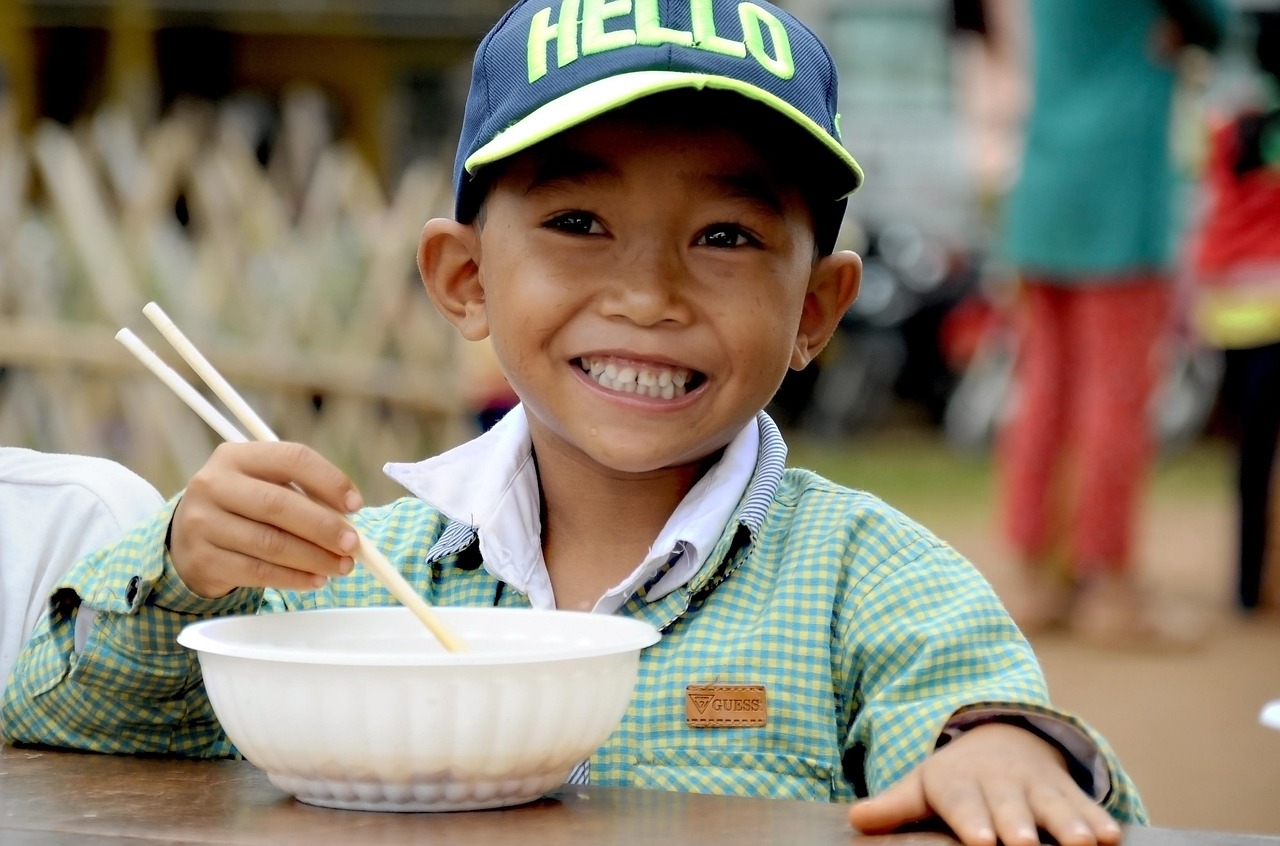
2;2;1142;844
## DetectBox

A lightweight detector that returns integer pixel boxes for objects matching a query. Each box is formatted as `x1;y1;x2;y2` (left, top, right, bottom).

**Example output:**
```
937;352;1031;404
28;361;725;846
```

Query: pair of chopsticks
117;302;466;653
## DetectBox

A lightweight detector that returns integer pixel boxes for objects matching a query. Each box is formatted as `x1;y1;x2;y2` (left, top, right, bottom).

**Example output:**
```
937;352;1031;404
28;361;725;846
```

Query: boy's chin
546;424;729;477
522;399;747;476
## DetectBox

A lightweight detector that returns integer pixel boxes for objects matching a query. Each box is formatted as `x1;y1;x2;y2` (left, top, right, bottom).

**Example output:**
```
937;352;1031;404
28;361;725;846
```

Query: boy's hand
848;723;1123;846
170;442;365;598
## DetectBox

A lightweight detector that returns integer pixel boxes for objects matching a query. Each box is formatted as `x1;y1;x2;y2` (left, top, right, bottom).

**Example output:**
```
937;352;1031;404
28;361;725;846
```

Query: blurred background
0;0;1277;834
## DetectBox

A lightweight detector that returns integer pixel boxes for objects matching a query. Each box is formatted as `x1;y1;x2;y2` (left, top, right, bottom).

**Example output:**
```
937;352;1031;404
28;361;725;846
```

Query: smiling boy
3;2;1143;844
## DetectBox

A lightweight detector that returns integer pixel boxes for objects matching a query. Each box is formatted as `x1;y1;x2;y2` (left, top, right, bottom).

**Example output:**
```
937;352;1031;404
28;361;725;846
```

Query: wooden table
1;745;1275;846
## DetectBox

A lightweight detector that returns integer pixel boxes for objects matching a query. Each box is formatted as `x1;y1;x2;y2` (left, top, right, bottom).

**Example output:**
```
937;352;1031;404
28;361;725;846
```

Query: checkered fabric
1;421;1145;823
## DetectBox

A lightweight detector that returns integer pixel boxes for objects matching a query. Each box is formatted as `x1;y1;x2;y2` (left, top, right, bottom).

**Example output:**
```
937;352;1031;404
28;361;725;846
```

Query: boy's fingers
217;441;364;514
1085;803;1124;845
984;782;1039;846
216;513;356;578
847;770;929;833
206;473;359;559
1031;786;1122;846
173;511;355;598
264;441;365;513
203;544;336;593
926;781;995;846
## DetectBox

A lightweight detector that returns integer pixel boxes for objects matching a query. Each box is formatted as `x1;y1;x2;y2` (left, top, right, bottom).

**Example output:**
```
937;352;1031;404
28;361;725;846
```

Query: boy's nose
599;245;694;327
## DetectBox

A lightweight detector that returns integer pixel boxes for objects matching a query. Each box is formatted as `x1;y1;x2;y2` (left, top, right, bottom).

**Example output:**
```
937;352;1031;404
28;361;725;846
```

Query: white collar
383;405;759;611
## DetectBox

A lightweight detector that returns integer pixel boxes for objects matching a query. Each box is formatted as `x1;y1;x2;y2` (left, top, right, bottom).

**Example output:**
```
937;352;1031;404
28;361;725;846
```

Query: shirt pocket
630;747;835;801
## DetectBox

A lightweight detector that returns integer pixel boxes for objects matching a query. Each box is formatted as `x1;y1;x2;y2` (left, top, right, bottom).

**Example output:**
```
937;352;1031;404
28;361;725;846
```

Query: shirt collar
383;406;786;609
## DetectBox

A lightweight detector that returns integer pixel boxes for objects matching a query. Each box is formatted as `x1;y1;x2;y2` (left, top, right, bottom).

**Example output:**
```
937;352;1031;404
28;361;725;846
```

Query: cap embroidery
527;0;795;84
689;0;746;57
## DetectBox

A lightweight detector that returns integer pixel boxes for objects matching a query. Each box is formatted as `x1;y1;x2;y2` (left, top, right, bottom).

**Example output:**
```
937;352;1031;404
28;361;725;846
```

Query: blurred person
997;0;1227;646
1186;8;1280;614
2;1;1146;841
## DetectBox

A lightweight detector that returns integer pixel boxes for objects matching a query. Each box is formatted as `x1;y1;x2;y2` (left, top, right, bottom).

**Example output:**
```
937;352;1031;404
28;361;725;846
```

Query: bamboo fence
0;91;471;504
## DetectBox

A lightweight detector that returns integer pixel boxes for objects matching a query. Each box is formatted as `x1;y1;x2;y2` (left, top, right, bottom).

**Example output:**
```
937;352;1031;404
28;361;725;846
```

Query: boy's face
421;112;860;477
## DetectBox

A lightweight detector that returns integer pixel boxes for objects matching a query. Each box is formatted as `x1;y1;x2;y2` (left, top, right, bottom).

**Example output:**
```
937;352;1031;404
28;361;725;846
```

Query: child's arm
1;442;366;754
0;499;256;755
833;534;1143;845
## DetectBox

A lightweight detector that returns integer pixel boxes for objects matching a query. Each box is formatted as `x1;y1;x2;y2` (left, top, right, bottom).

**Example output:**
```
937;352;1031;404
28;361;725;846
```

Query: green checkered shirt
1;424;1145;822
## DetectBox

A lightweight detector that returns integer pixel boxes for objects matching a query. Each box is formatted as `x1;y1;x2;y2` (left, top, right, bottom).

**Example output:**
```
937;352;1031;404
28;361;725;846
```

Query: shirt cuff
65;493;259;620
938;705;1111;802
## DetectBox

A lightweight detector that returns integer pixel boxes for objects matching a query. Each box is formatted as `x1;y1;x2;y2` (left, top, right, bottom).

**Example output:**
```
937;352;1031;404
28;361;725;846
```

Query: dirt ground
924;494;1280;835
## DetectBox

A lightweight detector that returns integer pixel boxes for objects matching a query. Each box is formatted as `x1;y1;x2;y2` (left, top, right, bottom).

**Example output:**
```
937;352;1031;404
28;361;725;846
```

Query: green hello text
526;0;796;84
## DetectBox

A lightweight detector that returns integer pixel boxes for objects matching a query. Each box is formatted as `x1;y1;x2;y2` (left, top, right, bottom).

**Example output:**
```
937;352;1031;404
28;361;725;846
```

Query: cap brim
463;70;863;200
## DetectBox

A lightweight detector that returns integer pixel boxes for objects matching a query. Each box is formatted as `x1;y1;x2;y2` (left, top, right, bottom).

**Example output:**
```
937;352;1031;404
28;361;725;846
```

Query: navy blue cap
453;0;863;241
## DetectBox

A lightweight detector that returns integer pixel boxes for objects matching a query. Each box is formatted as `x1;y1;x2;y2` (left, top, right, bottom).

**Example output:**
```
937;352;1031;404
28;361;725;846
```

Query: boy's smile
422;107;860;484
577;356;696;399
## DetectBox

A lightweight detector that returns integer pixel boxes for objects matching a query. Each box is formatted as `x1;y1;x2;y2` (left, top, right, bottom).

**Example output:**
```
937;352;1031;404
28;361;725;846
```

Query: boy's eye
697;225;760;249
544;211;604;235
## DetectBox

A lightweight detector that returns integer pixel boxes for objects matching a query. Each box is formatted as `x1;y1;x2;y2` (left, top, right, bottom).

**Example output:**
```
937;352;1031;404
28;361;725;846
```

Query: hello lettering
527;0;796;84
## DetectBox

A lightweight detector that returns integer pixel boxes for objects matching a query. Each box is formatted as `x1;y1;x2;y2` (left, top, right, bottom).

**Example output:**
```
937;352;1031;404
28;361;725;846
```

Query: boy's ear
790;251;862;370
417;218;490;341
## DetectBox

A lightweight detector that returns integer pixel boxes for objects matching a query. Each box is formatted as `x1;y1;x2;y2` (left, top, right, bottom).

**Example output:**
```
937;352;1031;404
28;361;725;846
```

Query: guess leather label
685;684;767;728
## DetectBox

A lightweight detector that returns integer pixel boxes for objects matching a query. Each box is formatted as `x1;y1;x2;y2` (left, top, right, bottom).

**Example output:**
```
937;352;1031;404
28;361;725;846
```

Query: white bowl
177;606;660;812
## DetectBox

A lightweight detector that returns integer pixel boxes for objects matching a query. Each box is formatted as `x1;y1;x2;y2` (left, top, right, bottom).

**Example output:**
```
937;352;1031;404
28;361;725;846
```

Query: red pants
997;277;1171;576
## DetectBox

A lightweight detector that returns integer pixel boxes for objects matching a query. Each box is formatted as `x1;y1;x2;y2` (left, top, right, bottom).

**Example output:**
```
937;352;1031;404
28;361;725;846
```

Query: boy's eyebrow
703;172;787;215
524;147;617;193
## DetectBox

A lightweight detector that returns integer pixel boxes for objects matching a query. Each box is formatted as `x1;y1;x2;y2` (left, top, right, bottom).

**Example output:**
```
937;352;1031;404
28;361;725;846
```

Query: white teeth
580;358;694;399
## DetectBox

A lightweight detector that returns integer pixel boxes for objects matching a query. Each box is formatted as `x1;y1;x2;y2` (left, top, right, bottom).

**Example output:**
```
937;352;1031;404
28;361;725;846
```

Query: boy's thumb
847;771;929;833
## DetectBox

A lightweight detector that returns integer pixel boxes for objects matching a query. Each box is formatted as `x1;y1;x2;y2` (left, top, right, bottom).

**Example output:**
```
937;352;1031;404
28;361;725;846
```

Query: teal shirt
1003;0;1226;277
1;444;1145;821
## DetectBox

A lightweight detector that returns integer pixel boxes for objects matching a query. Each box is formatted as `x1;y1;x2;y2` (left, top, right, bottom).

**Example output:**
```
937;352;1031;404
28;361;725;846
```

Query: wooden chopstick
117;303;467;653
141;303;279;441
115;329;250;445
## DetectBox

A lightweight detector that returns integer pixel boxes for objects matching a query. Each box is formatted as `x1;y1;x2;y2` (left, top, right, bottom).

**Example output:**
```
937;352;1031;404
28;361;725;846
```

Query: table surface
2;745;1276;846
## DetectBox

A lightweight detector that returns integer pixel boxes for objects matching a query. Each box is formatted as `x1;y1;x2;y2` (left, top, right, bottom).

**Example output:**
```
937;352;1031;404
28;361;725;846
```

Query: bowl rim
176;606;662;666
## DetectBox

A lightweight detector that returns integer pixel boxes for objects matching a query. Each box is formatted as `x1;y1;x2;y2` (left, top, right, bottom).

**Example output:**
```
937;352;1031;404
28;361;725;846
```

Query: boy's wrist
938;707;1110;802
150;552;259;616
